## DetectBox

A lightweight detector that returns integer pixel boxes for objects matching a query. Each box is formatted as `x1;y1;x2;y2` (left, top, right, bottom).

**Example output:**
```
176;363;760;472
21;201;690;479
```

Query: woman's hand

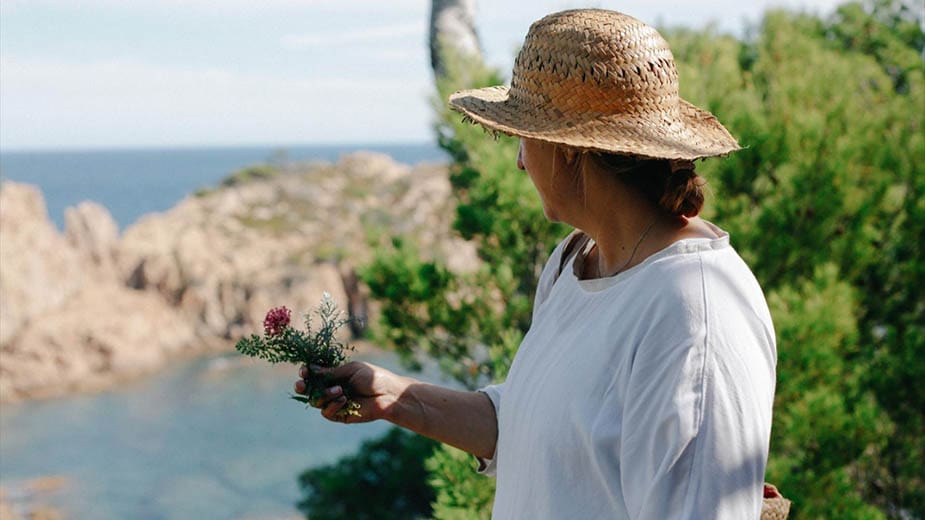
294;362;409;424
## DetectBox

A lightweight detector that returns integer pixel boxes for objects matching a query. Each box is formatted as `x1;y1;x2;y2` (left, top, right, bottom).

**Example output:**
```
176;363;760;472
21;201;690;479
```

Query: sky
0;0;846;151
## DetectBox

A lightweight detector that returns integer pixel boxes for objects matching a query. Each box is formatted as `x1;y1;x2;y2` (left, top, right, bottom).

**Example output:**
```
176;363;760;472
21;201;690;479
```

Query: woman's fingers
293;378;343;402
321;396;348;421
298;364;331;380
296;364;358;391
296;363;352;389
321;385;343;401
315;361;365;381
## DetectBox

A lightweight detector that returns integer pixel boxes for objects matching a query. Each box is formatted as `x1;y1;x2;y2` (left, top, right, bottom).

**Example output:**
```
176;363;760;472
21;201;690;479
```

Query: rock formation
0;184;84;346
0;152;477;403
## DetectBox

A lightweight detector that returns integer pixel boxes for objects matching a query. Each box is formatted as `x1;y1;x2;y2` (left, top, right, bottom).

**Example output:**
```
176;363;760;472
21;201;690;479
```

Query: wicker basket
761;483;791;520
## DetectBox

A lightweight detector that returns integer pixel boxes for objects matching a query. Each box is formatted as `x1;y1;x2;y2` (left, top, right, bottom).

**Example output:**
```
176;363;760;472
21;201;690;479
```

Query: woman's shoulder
643;235;774;339
631;233;765;310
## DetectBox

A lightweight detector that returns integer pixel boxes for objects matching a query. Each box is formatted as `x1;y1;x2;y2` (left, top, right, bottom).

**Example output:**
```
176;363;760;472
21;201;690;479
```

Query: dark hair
588;153;705;217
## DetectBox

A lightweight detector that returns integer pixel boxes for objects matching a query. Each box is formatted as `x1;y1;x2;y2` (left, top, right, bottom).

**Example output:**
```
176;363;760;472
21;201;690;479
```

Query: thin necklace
597;218;658;278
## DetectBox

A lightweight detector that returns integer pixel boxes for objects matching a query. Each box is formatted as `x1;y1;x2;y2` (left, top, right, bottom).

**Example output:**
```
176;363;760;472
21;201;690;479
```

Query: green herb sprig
235;292;361;416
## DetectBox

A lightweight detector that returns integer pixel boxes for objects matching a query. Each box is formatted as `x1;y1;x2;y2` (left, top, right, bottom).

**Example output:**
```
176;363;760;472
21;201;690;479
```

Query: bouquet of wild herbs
235;293;360;416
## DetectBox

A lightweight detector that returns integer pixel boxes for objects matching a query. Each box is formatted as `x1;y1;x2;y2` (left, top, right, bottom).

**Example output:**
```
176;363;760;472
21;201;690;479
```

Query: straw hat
449;9;741;161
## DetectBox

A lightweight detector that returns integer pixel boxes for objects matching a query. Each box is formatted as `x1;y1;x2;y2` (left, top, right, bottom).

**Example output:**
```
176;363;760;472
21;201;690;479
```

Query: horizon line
0;139;440;155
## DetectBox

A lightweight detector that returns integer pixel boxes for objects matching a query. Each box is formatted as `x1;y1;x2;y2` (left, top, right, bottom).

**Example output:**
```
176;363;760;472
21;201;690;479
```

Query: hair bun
659;167;704;218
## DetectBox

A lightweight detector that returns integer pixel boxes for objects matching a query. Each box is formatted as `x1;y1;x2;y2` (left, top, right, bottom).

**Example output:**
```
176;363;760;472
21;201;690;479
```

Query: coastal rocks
0;476;68;520
0;184;197;401
0;183;85;345
116;151;475;343
0;152;478;403
116;186;352;342
64;201;120;273
0;283;196;402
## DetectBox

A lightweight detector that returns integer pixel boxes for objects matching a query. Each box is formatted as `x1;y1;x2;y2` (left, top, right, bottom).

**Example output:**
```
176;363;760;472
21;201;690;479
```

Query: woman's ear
551;144;579;171
551;144;583;188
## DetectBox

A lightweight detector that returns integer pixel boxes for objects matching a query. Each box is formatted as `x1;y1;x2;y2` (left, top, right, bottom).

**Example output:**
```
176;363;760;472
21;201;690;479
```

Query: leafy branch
235;293;360;416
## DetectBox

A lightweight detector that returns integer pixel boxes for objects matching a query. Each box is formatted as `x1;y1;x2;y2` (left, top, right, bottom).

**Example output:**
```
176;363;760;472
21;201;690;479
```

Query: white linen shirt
479;224;776;519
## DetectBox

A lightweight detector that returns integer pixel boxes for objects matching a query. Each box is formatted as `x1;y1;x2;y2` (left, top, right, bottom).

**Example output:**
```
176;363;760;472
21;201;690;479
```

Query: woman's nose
517;145;525;171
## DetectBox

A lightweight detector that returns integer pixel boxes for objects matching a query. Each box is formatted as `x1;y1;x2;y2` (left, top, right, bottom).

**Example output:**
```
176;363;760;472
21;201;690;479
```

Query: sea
0;142;447;230
0;142;450;519
0;350;452;520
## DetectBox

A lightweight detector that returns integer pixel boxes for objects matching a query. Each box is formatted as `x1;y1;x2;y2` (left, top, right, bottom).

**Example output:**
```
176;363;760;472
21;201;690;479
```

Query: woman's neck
581;213;675;279
569;172;705;279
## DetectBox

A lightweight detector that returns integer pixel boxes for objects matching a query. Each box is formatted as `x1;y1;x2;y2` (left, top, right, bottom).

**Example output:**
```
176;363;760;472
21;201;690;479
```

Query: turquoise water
0;349;438;519
0;143;446;230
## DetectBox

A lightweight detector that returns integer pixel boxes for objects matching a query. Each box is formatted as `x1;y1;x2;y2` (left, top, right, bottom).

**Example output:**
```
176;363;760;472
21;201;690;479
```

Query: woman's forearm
386;377;498;460
298;362;498;459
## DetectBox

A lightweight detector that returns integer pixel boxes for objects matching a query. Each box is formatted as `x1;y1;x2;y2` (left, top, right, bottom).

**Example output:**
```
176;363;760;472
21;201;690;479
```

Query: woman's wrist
382;374;421;427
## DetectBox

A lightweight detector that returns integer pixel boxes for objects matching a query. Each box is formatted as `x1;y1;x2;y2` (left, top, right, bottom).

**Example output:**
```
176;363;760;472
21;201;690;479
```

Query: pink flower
263;306;291;336
764;483;782;499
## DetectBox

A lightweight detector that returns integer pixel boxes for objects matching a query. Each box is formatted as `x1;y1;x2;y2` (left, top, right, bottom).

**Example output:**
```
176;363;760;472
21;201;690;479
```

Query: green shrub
296;428;439;520
220;164;277;187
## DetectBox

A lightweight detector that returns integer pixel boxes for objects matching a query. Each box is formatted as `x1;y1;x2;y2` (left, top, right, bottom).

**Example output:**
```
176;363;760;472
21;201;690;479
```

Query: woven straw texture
449;9;741;160
762;497;792;519
761;484;792;520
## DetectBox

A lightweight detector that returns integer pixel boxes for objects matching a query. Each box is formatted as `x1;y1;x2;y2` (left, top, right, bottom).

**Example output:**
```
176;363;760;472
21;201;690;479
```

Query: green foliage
825;0;924;93
221;163;277;187
197;163;279;197
296;428;439;520
765;265;890;518
426;445;495;520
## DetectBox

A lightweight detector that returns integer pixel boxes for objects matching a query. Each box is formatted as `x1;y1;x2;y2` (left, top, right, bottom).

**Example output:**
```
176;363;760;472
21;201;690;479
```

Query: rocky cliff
0;152;476;403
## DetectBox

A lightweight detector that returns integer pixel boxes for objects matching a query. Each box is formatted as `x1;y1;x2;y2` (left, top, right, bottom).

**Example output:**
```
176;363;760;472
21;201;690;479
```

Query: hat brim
449;86;740;161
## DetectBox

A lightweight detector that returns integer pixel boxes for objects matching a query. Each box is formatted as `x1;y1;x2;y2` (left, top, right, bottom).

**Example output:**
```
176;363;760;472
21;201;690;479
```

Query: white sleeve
475;383;504;476
619;308;770;519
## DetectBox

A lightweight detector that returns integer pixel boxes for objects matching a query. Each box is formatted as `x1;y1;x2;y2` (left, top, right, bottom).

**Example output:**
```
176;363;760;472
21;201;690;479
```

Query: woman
295;9;776;519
